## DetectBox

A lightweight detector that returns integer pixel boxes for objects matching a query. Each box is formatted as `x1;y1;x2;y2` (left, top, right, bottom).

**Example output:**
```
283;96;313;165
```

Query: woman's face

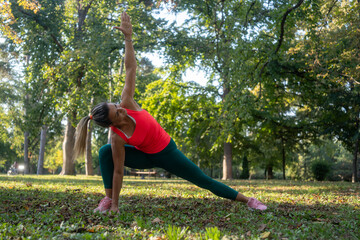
107;103;127;126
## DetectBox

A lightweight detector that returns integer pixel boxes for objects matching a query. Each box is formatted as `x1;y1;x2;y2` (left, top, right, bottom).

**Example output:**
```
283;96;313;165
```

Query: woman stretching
74;12;267;213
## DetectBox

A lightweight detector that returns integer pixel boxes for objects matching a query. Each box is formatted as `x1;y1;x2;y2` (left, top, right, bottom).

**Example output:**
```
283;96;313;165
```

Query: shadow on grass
2;185;359;221
0;175;103;186
0;174;204;187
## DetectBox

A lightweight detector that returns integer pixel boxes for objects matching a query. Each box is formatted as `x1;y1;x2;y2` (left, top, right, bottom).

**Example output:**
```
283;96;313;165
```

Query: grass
1;174;359;239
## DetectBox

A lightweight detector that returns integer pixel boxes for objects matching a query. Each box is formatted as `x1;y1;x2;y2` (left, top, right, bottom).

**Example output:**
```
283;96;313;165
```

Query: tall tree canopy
0;0;358;181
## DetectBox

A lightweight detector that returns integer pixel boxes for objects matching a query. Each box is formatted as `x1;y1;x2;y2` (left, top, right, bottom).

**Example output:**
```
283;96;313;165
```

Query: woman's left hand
113;12;132;39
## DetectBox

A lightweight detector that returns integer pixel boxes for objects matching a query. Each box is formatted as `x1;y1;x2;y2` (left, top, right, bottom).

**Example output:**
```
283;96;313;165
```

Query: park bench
129;169;158;178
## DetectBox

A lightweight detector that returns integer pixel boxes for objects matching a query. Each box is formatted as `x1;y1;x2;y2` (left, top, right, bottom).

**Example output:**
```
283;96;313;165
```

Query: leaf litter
0;175;359;239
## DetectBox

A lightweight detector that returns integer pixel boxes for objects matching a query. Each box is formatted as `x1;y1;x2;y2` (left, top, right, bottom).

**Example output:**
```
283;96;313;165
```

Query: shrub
240;155;250;179
311;161;331;181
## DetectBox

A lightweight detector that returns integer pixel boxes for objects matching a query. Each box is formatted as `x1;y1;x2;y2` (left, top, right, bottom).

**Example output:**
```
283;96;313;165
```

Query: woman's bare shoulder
119;97;142;111
111;130;127;144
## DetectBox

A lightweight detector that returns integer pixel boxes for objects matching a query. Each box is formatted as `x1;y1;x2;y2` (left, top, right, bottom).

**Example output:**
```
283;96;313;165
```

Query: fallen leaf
87;225;108;232
149;237;163;240
258;224;267;231
312;218;326;222
223;213;232;219
260;231;271;239
151;217;163;224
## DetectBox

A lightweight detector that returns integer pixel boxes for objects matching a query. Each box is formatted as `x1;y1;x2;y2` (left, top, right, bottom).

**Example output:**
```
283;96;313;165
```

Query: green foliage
141;77;223;169
44;139;63;174
289;139;353;181
311;161;331;181
201;227;221;240
164;225;189;240
1;0;359;181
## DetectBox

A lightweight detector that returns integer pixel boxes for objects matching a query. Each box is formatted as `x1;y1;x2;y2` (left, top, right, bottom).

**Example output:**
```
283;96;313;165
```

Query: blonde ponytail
74;102;112;159
74;116;91;159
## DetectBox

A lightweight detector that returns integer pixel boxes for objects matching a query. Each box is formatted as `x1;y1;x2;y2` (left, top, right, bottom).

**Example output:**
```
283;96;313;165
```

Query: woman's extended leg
150;139;240;201
151;140;267;210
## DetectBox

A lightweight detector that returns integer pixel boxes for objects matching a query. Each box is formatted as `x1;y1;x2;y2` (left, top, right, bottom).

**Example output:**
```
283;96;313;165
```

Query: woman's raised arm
114;12;137;100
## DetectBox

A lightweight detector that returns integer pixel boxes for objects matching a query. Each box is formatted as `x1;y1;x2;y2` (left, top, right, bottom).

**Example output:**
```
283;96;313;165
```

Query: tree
160;0;308;179
141;77;223;171
0;39;23;172
279;0;360;182
5;0;167;175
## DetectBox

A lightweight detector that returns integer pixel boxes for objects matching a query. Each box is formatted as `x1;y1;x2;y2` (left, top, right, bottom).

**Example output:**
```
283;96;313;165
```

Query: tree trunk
37;125;47;175
24;131;29;174
60;118;76;175
221;80;233;180
24;90;30;174
60;2;93;175
222;142;233;180
352;118;359;183
266;165;273;180
85;120;93;175
281;136;286;180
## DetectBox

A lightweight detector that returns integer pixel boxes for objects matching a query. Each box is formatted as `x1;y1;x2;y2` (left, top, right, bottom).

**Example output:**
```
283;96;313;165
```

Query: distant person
74;12;267;213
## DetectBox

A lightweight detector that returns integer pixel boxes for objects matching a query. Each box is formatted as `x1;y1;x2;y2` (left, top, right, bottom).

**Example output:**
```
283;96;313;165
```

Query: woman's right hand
113;12;132;39
109;205;120;214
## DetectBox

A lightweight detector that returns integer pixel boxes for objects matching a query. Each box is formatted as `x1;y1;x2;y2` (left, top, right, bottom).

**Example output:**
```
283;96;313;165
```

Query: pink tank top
110;108;171;154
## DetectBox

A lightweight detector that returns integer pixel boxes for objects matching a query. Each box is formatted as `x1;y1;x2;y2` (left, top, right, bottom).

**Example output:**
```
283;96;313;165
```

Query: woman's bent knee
99;144;112;161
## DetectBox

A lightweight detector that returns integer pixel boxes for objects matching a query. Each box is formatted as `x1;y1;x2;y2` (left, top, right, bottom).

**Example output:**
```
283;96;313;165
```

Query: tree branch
16;7;64;52
274;0;305;54
326;0;338;17
256;0;305;101
244;1;256;27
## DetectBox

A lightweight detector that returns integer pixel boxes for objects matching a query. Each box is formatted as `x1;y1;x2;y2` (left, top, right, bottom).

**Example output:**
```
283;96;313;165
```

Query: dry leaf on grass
151;217;164;224
260;231;271;239
258;224;267;231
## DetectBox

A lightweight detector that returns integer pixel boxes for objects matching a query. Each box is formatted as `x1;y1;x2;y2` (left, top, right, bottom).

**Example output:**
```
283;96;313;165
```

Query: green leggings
98;138;238;200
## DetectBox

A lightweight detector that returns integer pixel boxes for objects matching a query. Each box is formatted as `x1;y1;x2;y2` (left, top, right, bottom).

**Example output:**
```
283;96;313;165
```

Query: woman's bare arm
109;132;126;212
114;12;137;100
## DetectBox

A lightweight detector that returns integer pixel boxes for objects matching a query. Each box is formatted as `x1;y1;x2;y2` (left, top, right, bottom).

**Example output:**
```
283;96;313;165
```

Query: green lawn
1;175;359;239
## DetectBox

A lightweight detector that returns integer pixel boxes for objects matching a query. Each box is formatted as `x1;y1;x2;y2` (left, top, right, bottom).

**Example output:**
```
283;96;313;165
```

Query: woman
74;12;267;213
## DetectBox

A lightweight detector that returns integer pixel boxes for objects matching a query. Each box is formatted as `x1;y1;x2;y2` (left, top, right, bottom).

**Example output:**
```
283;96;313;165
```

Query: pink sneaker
247;197;267;211
94;196;112;213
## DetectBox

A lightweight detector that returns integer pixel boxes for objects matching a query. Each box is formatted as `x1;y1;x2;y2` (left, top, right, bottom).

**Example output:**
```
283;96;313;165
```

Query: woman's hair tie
89;115;93;120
